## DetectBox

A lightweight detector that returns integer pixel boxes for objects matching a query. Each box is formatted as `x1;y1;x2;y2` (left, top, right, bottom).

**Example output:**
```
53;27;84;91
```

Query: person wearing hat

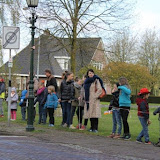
6;87;18;121
136;88;151;145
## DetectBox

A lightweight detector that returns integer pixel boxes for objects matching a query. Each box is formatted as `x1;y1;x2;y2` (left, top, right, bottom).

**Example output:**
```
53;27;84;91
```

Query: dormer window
54;56;70;70
91;60;103;70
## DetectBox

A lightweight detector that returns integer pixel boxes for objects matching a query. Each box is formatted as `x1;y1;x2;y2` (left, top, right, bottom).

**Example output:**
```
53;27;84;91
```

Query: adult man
0;76;5;117
45;69;58;92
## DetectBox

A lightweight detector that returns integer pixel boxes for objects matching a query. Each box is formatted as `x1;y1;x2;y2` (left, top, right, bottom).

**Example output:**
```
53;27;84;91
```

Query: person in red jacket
136;88;151;145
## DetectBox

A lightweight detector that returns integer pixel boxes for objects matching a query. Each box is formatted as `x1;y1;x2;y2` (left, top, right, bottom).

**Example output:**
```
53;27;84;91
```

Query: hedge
101;95;160;104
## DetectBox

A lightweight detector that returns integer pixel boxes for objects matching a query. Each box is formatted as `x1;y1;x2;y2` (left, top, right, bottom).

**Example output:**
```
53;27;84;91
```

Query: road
0;133;159;160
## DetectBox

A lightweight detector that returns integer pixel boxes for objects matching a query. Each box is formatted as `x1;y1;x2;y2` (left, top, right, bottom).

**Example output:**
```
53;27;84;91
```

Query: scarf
84;75;104;110
37;87;45;95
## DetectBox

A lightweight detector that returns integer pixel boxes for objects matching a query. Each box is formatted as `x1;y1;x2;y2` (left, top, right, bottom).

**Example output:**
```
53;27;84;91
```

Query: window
91;61;103;70
54;56;70;70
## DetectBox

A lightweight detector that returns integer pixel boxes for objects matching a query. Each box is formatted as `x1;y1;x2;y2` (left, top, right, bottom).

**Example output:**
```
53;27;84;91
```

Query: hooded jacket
19;90;27;106
72;82;82;106
118;85;131;107
136;97;149;119
6;87;18;110
44;93;58;109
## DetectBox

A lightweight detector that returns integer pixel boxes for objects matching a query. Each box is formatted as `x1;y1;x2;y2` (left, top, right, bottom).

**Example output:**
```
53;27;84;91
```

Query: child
19;89;27;120
6;87;18;121
108;83;122;139
136;88;151;144
118;77;131;140
44;85;58;127
34;81;48;124
78;75;87;130
70;77;82;129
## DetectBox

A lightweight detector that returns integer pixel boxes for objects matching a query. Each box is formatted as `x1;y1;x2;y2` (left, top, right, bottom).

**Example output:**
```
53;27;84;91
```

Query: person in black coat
45;69;58;92
34;81;48;124
59;72;75;128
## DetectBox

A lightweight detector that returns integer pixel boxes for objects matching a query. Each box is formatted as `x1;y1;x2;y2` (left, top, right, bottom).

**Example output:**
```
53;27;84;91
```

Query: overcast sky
132;0;160;31
3;0;160;63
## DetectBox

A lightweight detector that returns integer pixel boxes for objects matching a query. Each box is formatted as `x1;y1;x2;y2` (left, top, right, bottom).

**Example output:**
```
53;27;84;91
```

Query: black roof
2;35;101;77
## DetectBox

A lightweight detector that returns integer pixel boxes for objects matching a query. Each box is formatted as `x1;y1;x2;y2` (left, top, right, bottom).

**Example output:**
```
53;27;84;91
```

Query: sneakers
136;139;143;144
69;124;76;129
113;134;121;139
76;124;81;129
145;141;152;145
88;129;93;132
79;125;86;130
62;123;67;128
107;133;115;138
49;124;54;127
124;135;131;140
92;130;98;133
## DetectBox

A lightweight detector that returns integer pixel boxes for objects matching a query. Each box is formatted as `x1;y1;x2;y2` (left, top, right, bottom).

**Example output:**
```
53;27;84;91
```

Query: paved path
0;136;125;160
0;132;159;160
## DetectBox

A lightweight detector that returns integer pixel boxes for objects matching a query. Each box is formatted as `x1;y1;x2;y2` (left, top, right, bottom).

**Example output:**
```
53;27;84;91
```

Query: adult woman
84;69;104;132
59;72;75;128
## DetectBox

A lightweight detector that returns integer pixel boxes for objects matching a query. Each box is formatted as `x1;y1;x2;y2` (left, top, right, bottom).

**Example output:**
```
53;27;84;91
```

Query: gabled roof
2;35;102;77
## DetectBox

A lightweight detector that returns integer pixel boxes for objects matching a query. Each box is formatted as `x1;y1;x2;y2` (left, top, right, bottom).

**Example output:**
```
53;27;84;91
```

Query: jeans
61;101;72;127
112;109;122;134
120;108;130;136
137;117;149;142
21;106;26;120
42;108;47;124
48;108;54;125
0;98;4;115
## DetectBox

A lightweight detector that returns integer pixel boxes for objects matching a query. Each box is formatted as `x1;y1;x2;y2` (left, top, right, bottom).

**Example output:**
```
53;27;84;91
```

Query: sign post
2;26;20;126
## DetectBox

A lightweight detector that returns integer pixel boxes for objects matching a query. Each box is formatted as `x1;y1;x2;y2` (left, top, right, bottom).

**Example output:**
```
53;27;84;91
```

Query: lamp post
26;0;39;131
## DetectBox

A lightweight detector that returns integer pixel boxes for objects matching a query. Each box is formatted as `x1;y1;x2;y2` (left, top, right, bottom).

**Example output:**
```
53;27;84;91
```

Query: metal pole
26;11;36;131
8;49;11;126
37;26;40;79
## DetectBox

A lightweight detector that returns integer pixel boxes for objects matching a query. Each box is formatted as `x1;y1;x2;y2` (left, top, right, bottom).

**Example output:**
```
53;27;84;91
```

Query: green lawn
0;102;159;143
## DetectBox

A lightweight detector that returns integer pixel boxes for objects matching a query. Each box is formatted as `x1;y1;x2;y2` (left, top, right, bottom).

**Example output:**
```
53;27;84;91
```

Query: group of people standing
0;68;152;144
108;78;151;144
59;69;105;132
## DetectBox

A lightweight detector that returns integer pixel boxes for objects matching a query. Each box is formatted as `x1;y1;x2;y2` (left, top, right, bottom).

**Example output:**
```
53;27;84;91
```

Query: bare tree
25;0;135;74
106;30;138;63
137;29;160;93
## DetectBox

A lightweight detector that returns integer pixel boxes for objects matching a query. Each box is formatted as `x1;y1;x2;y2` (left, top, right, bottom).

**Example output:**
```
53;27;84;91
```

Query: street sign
2;26;20;49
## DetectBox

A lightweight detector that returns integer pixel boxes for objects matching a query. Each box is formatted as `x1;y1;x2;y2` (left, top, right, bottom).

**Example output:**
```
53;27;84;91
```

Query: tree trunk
71;28;77;75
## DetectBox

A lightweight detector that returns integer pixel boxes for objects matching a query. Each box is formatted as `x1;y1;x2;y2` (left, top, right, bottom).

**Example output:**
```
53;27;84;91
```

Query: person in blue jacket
19;89;27;120
44;85;58;127
118;77;131;140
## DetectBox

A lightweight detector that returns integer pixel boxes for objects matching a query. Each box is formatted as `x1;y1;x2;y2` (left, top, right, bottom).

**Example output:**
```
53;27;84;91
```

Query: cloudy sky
133;0;160;31
3;0;160;63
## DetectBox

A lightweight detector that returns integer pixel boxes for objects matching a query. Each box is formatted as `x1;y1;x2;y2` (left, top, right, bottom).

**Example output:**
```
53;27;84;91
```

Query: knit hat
138;88;150;95
11;87;17;93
